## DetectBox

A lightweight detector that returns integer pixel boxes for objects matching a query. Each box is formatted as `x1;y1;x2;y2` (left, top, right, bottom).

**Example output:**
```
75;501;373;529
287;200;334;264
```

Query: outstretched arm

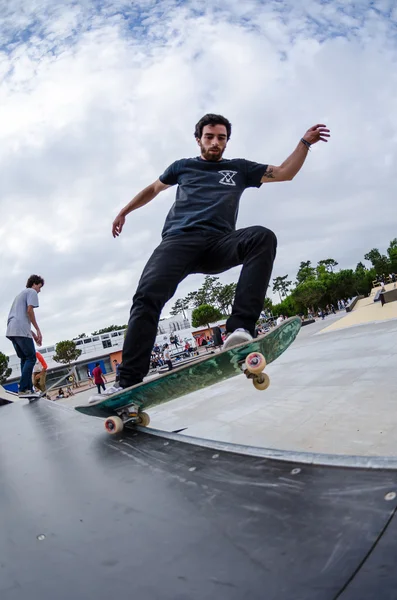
260;124;330;183
112;179;171;237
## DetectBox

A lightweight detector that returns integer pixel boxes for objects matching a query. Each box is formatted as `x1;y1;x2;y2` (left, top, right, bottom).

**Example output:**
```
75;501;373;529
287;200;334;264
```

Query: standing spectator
276;315;284;326
92;362;107;394
212;326;223;348
86;365;94;386
33;351;48;393
6;274;45;398
113;359;121;385
163;344;173;371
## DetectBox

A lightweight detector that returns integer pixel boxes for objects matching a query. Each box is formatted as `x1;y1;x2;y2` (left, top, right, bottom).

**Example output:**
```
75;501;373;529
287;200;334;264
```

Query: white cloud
1;0;397;353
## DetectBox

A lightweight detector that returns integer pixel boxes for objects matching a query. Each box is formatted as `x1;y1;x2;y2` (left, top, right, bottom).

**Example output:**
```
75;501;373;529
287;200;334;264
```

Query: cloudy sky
1;0;397;353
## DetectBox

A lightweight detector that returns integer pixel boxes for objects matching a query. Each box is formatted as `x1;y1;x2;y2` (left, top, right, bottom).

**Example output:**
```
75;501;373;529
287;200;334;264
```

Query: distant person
92;362;107;394
86;366;94;386
6;274;45;398
163;344;173;371
212;326;223;348
33;351;48;393
113;359;121;385
276;315;284;326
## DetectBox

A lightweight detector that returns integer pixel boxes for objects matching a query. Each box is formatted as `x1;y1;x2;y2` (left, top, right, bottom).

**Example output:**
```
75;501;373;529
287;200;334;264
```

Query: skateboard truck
104;404;151;434
242;352;270;391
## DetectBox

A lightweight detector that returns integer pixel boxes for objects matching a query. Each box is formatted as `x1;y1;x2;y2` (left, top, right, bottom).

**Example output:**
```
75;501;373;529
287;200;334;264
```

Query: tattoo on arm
263;167;275;179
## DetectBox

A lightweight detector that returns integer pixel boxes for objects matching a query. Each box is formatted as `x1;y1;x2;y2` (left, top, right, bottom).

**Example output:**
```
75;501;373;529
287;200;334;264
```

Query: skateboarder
6;274;45;397
112;114;330;390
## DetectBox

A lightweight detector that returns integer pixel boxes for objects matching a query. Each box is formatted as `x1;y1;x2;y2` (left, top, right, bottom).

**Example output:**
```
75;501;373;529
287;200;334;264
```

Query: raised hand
303;124;330;145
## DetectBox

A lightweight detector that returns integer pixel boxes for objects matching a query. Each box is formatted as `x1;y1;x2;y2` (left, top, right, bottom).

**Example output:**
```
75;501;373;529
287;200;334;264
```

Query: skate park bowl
2;308;397;599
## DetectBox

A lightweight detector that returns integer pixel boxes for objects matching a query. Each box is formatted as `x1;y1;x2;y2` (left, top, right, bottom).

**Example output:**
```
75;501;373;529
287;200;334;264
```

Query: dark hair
95;362;100;367
194;114;232;140
26;274;45;288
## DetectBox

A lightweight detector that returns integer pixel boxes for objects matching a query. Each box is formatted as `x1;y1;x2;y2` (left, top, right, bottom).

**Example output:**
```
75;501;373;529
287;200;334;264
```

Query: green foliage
191;304;224;328
387;238;397;273
53;340;82;366
0;352;12;384
272;296;298;318
215;282;237;314
171;277;237;319
296;261;316;285
364;248;390;275
318;258;338;273
263;297;273;313
169;298;189;319
169;239;397;327
331;269;357;302
292;279;326;310
91;325;127;335
272;275;292;302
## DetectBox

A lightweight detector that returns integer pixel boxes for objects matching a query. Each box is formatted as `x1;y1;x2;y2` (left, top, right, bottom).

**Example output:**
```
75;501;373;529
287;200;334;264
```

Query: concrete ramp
0;384;20;405
1;400;397;599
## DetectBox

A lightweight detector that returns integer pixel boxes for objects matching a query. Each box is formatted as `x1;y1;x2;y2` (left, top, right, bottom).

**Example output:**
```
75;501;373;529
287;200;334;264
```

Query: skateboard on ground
75;317;301;434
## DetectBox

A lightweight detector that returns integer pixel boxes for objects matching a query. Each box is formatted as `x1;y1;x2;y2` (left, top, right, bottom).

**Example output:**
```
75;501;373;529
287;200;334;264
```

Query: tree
364;248;390;276
191;304;223;329
182;277;237;314
215;282;237;314
272;275;292;302
170;299;187;319
53;340;82;367
331;269;357;302
184;290;198;308
263;297;273;314
272;295;297;318
318;258;338;273
355;263;376;296
0;352;12;384
76;333;87;339
296;261;316;285
293;279;326;310
387;238;397;273
195;276;219;307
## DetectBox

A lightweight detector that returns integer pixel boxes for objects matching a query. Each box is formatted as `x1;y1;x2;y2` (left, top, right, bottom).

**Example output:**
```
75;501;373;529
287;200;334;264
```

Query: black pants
119;226;277;387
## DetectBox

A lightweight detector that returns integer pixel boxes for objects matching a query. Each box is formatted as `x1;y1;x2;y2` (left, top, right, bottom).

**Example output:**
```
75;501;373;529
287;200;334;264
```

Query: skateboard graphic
75;317;301;434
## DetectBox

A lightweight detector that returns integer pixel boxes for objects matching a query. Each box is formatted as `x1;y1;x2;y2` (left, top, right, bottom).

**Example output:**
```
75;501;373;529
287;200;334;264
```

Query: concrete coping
139;427;397;471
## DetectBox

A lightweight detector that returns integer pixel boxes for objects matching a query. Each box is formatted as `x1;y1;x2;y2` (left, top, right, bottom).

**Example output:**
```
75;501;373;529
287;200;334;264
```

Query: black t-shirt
159;157;267;238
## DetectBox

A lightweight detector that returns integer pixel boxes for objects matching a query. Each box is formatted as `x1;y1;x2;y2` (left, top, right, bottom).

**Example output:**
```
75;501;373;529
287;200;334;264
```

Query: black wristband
300;138;311;150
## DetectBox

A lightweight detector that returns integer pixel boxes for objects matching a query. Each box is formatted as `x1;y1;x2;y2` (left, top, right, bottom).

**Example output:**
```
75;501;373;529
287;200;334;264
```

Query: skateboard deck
75;317;301;432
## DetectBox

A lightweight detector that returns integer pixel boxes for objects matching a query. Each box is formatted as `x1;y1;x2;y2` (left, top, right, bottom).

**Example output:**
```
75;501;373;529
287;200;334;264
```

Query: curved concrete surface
56;314;397;457
139;316;397;457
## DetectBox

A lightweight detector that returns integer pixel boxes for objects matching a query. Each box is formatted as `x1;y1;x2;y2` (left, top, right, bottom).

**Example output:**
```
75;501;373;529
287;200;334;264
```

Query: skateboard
75;317;301;434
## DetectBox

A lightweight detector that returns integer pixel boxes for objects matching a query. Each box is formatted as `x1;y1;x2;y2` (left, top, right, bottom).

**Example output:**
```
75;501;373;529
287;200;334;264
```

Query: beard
198;142;225;162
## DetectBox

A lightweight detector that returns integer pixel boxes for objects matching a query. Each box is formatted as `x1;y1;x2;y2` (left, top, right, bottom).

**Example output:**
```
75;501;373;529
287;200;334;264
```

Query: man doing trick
112;114;330;389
